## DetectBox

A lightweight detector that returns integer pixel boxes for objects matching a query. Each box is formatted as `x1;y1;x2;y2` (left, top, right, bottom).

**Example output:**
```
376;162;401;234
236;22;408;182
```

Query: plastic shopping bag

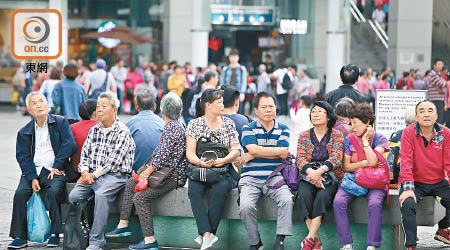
27;193;51;243
132;170;148;193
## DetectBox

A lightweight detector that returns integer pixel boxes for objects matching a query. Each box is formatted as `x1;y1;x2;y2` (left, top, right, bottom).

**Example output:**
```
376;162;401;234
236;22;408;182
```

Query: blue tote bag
27;193;51;243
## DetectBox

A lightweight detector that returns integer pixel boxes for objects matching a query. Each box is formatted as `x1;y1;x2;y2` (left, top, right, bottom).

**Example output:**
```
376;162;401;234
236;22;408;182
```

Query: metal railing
349;0;389;48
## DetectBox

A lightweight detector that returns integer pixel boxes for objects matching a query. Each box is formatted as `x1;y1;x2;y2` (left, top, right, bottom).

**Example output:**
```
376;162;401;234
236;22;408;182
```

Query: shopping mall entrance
209;27;288;73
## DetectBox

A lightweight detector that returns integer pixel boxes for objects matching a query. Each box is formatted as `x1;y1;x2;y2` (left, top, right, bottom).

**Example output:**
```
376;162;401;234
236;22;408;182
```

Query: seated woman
69;99;98;182
105;93;187;250
297;101;344;250
333;102;389;250
186;88;240;250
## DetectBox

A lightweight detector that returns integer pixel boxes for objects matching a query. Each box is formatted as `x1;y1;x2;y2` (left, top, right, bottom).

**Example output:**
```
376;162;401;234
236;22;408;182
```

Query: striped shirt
78;119;136;178
241;120;290;180
333;118;352;137
427;69;447;101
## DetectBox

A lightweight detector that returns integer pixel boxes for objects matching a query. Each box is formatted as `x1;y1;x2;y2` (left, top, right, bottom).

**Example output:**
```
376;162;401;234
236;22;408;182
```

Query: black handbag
185;136;230;183
298;161;337;186
61;199;93;250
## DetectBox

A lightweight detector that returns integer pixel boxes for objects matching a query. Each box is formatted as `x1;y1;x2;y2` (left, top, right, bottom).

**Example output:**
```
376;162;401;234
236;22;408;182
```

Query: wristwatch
363;141;370;147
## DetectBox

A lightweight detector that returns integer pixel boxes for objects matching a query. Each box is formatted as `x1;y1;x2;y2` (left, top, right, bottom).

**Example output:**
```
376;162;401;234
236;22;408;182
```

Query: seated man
399;100;450;250
9;92;77;249
69;92;136;250
126;85;164;171
239;92;293;250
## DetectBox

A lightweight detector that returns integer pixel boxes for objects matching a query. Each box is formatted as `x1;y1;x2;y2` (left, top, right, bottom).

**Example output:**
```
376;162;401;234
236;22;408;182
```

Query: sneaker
273;235;285;250
249;240;263;250
105;227;132;238
47;234;60;247
301;237;314;250
435;228;450;244
7;239;27;249
312;237;323;250
129;240;159;250
200;234;218;250
194;235;203;246
406;247;416;250
340;244;353;250
366;246;376;250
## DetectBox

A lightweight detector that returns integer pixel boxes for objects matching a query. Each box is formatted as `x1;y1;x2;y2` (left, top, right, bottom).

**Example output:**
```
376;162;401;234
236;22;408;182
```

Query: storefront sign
211;5;274;25
375;89;427;139
98;20;120;48
279;19;307;34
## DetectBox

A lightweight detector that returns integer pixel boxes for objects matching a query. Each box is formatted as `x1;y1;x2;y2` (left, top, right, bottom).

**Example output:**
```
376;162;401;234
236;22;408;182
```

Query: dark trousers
188;178;231;235
400;180;450;247
238;101;245;115
10;168;66;239
297;181;338;220
277;93;289;116
431;100;445;124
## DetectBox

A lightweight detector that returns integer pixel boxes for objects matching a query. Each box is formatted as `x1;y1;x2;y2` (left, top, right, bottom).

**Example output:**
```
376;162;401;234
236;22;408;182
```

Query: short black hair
229;49;239;56
415;100;437;114
253;92;276;109
340;64;359;85
169;61;177;66
382;74;390;81
310;101;338;129
265;54;271;59
403;71;410;78
221;85;240;108
300;95;313;107
289;64;297;71
434;58;443;65
79;99;97;120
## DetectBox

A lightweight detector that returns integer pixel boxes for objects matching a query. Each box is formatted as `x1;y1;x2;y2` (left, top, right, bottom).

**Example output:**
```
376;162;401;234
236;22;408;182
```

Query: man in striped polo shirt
239;92;293;250
427;59;449;124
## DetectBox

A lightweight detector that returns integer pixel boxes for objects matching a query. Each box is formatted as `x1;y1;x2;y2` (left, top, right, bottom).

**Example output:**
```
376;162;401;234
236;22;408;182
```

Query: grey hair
134;83;150;96
160;92;183;120
25;92;46;108
98;91;120;109
136;85;157;111
334;97;355;118
259;64;266;71
405;106;416;125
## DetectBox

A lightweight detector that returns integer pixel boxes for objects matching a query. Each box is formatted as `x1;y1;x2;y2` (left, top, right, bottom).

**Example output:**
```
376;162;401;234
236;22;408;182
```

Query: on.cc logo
23;16;50;44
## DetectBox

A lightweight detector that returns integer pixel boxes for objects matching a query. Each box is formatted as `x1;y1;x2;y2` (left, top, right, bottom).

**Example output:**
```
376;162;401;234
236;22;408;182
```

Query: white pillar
325;0;346;93
49;0;68;64
191;0;211;70
387;0;433;79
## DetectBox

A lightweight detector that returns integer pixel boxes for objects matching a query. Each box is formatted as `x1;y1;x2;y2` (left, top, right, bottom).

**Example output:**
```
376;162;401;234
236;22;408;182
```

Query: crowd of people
7;55;450;250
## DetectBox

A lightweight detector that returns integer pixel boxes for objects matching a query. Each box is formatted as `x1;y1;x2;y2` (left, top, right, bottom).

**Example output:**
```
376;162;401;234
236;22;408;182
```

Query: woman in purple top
333;103;389;250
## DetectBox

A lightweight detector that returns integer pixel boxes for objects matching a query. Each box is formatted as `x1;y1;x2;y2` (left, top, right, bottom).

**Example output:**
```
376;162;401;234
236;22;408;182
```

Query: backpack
88;72;108;99
281;72;292;90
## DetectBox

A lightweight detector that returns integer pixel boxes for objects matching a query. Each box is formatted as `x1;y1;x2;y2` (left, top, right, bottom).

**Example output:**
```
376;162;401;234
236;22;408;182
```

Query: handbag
349;134;390;189
340;172;368;196
265;154;299;191
27;193;51;243
185;136;230;183
298;161;336;187
62;199;93;250
134;150;187;191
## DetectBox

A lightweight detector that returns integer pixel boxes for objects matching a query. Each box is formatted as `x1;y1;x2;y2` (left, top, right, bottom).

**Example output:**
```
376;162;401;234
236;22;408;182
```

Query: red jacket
399;123;450;186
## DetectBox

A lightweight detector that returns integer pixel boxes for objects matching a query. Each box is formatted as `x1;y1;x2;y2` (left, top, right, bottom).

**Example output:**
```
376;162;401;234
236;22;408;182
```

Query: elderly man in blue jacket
9;92;77;249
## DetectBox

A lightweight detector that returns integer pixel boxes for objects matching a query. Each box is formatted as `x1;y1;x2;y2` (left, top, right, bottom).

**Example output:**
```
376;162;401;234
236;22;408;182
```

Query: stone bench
66;183;445;250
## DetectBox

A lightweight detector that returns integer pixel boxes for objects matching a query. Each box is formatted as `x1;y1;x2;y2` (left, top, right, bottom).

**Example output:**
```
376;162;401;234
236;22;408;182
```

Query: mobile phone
201;151;218;162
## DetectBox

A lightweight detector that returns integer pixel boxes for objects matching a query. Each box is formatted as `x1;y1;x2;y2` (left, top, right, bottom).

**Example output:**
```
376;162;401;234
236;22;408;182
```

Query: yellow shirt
167;75;187;97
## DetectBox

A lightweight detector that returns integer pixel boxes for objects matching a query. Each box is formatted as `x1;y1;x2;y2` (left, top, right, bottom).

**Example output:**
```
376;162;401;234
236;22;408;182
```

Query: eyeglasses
311;110;326;115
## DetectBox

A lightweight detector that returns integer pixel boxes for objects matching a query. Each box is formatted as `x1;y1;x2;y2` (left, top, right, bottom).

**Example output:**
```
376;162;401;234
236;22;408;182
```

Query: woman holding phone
185;88;241;250
333;103;389;250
